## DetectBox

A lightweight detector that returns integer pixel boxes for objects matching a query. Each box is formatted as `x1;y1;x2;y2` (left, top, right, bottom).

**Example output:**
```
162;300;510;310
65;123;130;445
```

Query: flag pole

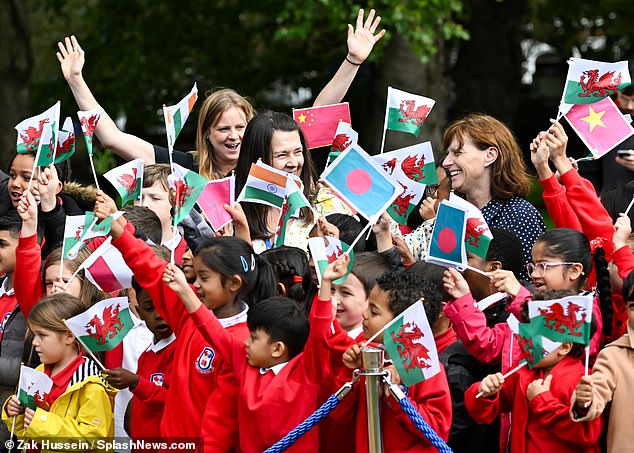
8;364;24;453
584;346;590;376
88;153;101;191
624;195;634;216
63;320;106;370
347;221;373;253
379;127;387;155
475;361;528;398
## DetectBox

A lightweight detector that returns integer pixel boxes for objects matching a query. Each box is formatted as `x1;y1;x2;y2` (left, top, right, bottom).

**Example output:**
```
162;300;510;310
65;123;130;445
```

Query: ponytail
260;246;313;308
593;246;613;338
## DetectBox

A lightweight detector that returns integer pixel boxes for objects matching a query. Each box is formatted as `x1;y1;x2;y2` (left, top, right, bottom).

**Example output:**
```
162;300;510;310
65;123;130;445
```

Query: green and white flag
17;365;53;410
35;123;56;167
15;101;60;155
168;163;208;224
527;295;593;345
562;58;631;107
64;212;116;259
448;193;493;260
384;87;435;137
307;236;354;285
518;321;562;369
104;158;144;207
164;83;198;151
274;177;312;248
64;297;134;352
55;116;76;164
77;107;105;156
384;301;440;386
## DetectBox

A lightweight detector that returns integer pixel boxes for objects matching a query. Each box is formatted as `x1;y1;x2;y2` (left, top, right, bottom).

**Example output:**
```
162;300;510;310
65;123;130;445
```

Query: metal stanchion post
362;346;384;453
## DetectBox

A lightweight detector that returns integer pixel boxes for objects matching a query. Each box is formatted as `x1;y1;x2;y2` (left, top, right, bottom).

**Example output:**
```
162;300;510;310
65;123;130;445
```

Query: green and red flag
168;163;208;224
17;365;53;410
55;117;76;164
308;235;354;285
237;161;291;209
34;123;56;167
561;58;631;107
15;101;60;155
527;295;593;345
448;193;493;260
77;107;104;156
64;212;116;260
518;321;562;369
293;103;352;149
384;300;440;386
64;297;134;352
384;87;435;137
274;177;312;248
330;121;358;153
164;83;198;152
426;199;467;268
103;158;144;207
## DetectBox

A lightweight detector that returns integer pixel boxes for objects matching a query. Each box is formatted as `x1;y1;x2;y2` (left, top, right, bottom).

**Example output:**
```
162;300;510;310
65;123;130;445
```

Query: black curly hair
375;271;442;325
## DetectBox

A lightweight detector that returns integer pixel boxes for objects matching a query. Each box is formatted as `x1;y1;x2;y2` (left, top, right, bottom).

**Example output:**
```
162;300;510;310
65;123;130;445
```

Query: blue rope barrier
399;397;453;453
263;393;341;453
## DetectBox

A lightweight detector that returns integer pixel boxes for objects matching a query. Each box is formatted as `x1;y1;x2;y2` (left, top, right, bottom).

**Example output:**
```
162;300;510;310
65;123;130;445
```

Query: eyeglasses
526;262;576;276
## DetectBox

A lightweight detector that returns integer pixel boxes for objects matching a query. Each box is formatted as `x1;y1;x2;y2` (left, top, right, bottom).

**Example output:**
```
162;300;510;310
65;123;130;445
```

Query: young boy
104;275;175;441
337;271;452;452
161;254;349;453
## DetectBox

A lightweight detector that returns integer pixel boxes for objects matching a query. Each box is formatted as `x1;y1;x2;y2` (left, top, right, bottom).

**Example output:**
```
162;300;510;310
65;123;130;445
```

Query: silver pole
362;346;384;453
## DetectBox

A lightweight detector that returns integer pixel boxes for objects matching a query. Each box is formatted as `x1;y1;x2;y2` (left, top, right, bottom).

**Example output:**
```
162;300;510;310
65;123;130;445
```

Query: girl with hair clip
2;293;116;444
56;9;385;179
260;246;314;312
93;191;276;447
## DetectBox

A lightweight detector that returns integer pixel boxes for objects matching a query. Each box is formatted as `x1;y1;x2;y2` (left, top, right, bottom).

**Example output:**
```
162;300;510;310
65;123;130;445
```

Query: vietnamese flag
564;96;634;158
426;200;467;268
293;103;351;149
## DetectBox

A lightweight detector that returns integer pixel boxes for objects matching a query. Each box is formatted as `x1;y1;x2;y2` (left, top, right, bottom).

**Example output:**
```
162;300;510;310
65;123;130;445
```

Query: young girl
2;293;115;442
260;245;314;311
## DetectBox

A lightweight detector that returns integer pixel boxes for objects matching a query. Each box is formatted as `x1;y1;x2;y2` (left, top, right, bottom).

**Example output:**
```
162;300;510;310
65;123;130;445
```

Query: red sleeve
540;174;582;230
14;233;43;319
200;364;239;453
505;286;532;318
327;319;357;379
305;296;336;383
132;376;168;405
464;375;514;424
443;293;509;365
613;245;634;279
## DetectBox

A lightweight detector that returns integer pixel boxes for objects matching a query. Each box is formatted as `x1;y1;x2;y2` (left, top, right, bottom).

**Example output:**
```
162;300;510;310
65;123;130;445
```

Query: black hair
487;227;525;280
535;228;592;290
600;180;634;224
351;252;392;297
594;247;613;338
7;152;72;184
405;261;451;301
246;296;309;360
623;269;634;301
194;236;276;307
325;213;366;253
260;246;314;308
123;205;163;245
376;271;442;325
0;210;23;239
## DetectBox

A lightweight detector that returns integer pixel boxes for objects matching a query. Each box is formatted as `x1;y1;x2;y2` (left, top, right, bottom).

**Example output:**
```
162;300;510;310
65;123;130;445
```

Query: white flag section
18;365;53;410
82;237;134;293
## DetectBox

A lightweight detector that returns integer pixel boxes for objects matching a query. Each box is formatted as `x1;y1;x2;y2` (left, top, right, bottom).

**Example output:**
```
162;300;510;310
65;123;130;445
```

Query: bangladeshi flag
15;101;60;155
77;106;104;156
293;103;351;149
103;158;144;207
383;301;440;386
561;58;631;106
448;193;493;260
64;297;134;352
55;116;76;164
384;87;435;137
527;295;593;345
274;178;311;248
426;199;467;268
308;236;354;285
17;365;53;410
518;321;562;369
168;163;208;224
164;83;198;151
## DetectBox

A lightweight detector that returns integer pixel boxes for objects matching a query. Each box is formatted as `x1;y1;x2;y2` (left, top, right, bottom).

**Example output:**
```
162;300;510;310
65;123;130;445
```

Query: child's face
193;256;238;310
465;252;494;300
245;328;275;368
140;181;172;230
44;264;82;297
0;231;18;275
181;248;196;282
362;286;393;344
332;273;368;332
533;343;566;372
136;289;173;341
30;324;71;365
529;241;579;292
8;154;34;208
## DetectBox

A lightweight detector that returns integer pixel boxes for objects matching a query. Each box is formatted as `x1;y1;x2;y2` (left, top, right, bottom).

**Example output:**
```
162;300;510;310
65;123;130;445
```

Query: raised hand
17;190;38;237
489;269;521;298
37;164;61;213
323;254;350;283
613;213;632;251
226;202;250;243
419;196;437;221
315;215;339;238
529;131;552;179
342;343;363;370
392;235;415;265
443;267;470;299
346;9;386;65
478;372;505;398
56;35;85;82
163;263;202;313
546;119;573;175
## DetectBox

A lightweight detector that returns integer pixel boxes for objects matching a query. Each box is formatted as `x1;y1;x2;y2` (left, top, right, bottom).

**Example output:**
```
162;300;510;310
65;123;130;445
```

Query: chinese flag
293;103;351;149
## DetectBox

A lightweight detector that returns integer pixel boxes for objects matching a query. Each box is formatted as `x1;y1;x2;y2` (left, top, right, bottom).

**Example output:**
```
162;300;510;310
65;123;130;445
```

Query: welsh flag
168;163;208;224
77;107;105;156
81;237;134;293
384;87;435;137
35;123;56;167
384;301;440;386
164;83;198;151
103;158;144;207
561;58;631;106
293;103;351;149
17;365;53;410
518;321;562;369
426;200;467;268
448;193;493;259
15;101;60;155
237;161;291;209
274;178;312;248
197;175;235;231
331;122;358;153
564;96;634;158
64;212;115;259
527;295;593;345
308;236;354;285
55;117;76;164
321;144;403;222
64;297;134;352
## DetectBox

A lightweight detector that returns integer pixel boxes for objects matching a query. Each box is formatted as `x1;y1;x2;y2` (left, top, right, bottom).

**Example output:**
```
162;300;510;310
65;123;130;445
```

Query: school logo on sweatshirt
150;373;164;386
195;347;215;374
0;312;11;333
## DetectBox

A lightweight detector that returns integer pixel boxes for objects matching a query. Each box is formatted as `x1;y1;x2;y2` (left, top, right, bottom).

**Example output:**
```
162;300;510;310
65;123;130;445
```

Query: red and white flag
81;237;133;293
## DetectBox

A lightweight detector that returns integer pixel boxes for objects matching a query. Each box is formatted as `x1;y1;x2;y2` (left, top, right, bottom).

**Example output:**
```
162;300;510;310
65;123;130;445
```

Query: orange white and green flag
384;87;435;137
164;83;198;152
17;365;53;410
15;101;60;156
237;161;291;209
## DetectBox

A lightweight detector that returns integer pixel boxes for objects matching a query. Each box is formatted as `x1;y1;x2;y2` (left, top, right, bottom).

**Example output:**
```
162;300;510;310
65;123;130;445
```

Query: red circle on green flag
438;228;457;253
346;169;372;194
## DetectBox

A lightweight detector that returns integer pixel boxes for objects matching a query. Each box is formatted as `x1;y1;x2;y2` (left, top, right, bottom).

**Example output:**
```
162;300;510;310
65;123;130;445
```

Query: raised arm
313;9;385;106
57;35;155;163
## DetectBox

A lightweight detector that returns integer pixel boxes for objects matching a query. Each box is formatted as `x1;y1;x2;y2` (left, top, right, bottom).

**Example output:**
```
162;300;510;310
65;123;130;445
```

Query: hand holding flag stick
475;361;528;398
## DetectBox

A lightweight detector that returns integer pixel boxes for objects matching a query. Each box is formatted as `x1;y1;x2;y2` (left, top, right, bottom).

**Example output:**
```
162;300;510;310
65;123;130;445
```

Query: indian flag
77;106;105;156
103;158;144;207
164;83;198;151
64;297;134;352
82;237;134;293
562;58;631;107
15;101;60;155
55;116;76;164
307;235;354;285
274;178;312;248
448;193;493;260
384;87;435;137
384;301;440;386
168;163;208;224
17;365;53;410
527;295;593;345
237;161;290;209
518;321;562;369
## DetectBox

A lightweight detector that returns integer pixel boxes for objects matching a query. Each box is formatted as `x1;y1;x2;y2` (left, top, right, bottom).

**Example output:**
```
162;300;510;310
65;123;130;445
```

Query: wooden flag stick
475;361;528;398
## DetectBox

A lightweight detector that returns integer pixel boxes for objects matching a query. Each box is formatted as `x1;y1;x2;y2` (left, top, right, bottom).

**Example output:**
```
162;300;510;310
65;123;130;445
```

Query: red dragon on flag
401;154;426;181
399;100;431;127
85;304;124;346
116;168;139;197
465;217;490;247
331;133;353;153
391;183;416;216
391;322;431;371
579;69;622;98
382;158;398;175
538;301;586;336
19;119;48;153
80;114;100;137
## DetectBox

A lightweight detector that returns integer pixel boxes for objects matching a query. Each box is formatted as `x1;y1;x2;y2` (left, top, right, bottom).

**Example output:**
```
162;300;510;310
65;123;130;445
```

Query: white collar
347;325;363;339
0;279;14;298
477;292;507;311
147;333;176;353
259;361;289;375
218;302;249;328
162;231;182;251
